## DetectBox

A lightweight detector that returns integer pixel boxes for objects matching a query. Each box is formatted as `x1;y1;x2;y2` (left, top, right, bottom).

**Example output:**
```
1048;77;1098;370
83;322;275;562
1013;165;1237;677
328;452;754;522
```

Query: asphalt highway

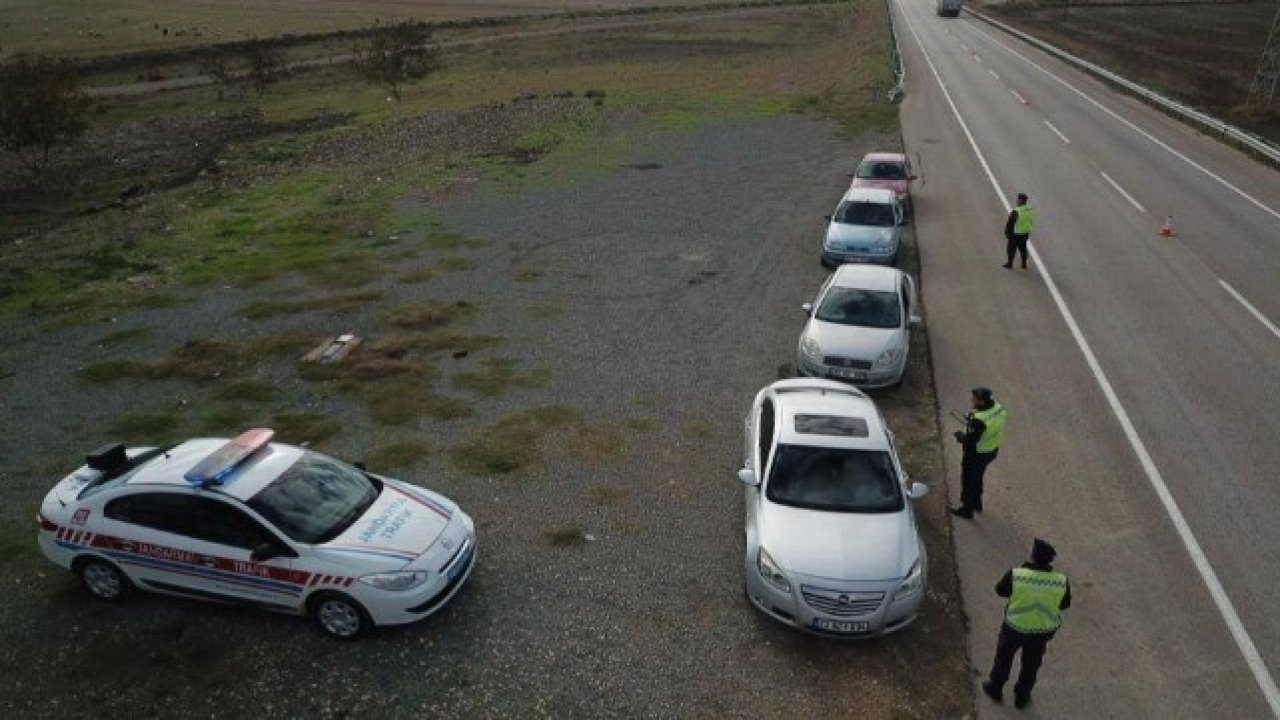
893;0;1280;716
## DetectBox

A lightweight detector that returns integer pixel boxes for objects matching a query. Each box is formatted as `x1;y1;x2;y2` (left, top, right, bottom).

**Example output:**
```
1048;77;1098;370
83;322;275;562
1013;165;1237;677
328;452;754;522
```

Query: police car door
99;491;206;596
185;496;305;611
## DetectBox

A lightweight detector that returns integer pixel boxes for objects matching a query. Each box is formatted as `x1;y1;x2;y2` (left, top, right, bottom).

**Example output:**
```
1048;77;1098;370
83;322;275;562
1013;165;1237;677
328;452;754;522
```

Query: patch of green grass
513;269;545;283
198;405;258;433
396;267;436;284
544;526;589;548
110;410;185;440
0;520;43;572
366;382;473;425
449;405;581;475
423;232;487;251
273;411;341;443
438;256;479;272
622;417;655;431
522;303;565;319
79;358;153;383
210;379;278;403
680;418;716;440
366;440;432;472
95;326;154;347
589;484;632;507
238;290;383;319
387;301;473;330
452;357;550;397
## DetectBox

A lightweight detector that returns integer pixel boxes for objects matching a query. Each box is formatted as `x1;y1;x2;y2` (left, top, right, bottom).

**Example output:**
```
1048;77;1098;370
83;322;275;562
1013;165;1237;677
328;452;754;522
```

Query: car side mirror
801;302;813;316
845;172;854;178
737;468;760;487
908;482;929;500
824;214;832;221
250;542;282;562
909;175;918;181
909;315;922;327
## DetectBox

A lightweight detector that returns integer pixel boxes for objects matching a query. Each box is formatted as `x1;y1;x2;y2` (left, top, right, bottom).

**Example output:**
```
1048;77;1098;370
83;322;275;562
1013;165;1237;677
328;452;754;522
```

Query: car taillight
36;513;58;531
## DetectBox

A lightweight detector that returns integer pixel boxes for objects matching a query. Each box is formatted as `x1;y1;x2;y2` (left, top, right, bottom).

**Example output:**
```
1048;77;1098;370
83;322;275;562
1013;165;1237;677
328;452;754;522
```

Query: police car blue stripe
101;550;304;595
393;483;453;519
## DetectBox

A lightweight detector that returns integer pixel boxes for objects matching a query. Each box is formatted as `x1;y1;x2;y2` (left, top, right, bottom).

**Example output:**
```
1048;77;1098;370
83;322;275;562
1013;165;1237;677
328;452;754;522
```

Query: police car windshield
815;287;900;329
246;452;379;544
766;445;903;513
834;201;895;227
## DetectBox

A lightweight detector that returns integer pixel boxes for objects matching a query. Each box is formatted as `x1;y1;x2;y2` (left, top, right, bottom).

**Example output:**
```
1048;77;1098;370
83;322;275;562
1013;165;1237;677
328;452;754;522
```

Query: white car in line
37;429;476;639
738;380;929;637
796;264;920;389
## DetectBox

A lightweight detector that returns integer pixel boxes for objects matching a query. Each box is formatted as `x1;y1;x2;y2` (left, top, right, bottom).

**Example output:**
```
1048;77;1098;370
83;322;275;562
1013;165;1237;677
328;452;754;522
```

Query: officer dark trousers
1005;234;1030;267
989;625;1052;697
960;450;997;510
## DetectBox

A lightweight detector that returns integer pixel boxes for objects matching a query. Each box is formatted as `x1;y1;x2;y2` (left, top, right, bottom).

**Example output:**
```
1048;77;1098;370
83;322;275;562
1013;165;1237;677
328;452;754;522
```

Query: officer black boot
982;680;1003;703
1014;692;1031;709
949;506;974;520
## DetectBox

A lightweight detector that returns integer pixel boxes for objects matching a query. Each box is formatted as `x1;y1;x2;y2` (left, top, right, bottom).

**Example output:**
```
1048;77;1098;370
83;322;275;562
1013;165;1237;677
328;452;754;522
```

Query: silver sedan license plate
813;618;869;633
829;367;867;382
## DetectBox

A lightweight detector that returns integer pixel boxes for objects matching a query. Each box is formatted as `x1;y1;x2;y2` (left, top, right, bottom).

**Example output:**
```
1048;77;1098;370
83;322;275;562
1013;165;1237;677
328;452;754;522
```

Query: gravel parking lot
0;112;969;718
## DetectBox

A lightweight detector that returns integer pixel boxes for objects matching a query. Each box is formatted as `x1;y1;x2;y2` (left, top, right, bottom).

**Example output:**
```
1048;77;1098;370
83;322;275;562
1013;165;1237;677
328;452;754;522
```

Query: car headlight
875;347;901;367
757;548;791;594
358;570;429;591
893;560;923;601
801;336;821;359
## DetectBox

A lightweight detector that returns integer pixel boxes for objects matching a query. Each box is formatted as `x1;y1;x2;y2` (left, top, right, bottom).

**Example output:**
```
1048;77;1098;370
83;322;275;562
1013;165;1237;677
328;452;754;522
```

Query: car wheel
311;593;371;640
78;558;131;602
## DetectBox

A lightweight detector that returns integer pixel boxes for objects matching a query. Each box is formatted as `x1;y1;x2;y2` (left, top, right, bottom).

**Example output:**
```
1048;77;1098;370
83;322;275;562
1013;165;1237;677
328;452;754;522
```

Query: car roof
861;152;907;163
126;438;305;501
767;380;889;451
841;186;896;203
831;264;902;293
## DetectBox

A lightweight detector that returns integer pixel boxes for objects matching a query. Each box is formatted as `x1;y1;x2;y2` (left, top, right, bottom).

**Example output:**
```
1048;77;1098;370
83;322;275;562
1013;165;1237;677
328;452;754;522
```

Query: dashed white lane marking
1101;171;1146;212
989;69;1001;80
968;22;1280;224
897;4;1280;716
1220;280;1280;342
1043;119;1070;143
1010;88;1029;105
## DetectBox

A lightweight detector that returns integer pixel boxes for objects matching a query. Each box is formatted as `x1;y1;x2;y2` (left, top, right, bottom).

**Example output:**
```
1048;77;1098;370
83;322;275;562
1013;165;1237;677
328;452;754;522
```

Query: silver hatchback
737;379;929;637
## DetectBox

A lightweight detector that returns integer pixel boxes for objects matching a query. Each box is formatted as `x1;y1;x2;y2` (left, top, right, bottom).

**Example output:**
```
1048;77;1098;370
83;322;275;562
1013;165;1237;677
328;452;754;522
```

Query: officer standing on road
983;538;1072;710
950;386;1005;520
1003;193;1036;270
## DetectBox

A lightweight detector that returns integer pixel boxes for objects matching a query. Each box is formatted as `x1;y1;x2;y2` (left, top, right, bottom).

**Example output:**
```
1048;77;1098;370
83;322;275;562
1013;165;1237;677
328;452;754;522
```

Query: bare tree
200;48;239;100
353;22;442;101
0;52;91;177
241;37;287;96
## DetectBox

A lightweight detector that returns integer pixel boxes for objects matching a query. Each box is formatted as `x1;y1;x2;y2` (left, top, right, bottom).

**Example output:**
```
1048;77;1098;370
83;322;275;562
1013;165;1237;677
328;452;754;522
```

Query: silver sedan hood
760;502;913;582
825;223;897;248
804;320;901;360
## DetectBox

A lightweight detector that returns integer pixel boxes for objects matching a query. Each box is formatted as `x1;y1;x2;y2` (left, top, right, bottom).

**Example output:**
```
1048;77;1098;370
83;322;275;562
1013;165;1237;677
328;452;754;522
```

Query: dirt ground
980;1;1280;142
0;2;971;717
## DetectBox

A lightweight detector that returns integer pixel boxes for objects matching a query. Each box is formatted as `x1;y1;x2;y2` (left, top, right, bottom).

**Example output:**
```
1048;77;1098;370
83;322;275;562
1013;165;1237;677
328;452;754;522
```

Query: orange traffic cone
1158;215;1175;237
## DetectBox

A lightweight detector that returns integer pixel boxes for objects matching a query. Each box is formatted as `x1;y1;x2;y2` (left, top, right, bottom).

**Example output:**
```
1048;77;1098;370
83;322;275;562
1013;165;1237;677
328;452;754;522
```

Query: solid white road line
896;3;1280;716
1220;280;1280;342
967;23;1280;223
1010;89;1029;105
1100;171;1146;213
1043;119;1070;143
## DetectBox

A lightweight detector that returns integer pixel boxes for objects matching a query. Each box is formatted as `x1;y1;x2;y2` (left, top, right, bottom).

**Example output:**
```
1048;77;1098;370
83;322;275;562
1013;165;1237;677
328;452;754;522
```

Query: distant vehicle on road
821;187;904;267
849;152;916;209
937;0;963;17
37;429;476;640
737;379;929;637
796;264;920;389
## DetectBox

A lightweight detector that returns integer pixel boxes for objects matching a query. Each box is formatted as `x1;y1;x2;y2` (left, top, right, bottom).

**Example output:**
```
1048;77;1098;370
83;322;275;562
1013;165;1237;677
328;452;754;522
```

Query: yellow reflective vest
1013;205;1036;235
1005;568;1068;634
973;403;1006;454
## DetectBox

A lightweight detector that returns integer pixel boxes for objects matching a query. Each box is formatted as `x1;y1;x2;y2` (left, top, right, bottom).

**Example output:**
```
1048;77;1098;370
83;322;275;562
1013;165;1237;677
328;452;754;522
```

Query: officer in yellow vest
950;386;1006;519
1003;193;1036;270
983;538;1072;709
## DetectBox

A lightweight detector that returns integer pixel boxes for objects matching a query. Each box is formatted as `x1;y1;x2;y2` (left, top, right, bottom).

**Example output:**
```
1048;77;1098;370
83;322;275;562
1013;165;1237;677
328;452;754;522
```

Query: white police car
36;429;476;639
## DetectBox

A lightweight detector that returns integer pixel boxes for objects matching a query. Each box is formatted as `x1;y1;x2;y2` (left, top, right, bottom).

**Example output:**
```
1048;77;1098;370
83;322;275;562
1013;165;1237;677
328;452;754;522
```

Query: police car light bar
184;428;275;487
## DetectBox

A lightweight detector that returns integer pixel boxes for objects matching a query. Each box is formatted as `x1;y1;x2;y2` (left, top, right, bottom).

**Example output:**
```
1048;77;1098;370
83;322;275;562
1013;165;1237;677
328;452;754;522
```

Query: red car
849;153;916;211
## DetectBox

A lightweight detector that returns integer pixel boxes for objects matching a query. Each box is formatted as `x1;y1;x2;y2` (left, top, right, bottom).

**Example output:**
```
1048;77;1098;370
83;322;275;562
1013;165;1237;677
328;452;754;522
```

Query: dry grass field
0;0;786;56
981;1;1280;141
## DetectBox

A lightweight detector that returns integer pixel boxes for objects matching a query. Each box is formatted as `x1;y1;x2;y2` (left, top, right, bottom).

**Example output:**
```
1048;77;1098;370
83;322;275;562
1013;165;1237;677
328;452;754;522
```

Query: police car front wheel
78;559;131;602
311;593;371;640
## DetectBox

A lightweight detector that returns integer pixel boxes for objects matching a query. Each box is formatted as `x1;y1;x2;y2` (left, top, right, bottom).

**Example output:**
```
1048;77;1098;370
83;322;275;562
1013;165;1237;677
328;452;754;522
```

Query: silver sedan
737;379;929;637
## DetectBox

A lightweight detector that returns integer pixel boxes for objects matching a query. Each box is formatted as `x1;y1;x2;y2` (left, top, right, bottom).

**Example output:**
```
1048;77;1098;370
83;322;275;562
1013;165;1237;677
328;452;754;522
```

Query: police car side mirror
737;468;760;487
251;543;283;562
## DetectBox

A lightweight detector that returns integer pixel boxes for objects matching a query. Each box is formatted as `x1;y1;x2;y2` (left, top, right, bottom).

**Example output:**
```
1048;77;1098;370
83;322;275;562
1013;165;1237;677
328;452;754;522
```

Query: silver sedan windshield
834;201;896;227
766;445;903;513
815;288;901;329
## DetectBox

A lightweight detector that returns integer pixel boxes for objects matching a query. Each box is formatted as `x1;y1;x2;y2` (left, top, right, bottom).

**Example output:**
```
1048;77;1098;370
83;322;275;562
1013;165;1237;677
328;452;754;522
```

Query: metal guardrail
965;7;1280;164
886;0;905;102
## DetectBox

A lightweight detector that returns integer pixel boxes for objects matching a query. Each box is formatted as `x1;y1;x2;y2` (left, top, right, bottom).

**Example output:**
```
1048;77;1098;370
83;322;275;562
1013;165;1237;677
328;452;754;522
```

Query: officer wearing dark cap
950;386;1007;519
983;538;1072;709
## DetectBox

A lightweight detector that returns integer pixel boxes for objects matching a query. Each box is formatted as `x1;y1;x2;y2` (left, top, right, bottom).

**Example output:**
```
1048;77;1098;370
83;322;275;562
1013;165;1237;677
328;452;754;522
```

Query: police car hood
317;478;455;569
